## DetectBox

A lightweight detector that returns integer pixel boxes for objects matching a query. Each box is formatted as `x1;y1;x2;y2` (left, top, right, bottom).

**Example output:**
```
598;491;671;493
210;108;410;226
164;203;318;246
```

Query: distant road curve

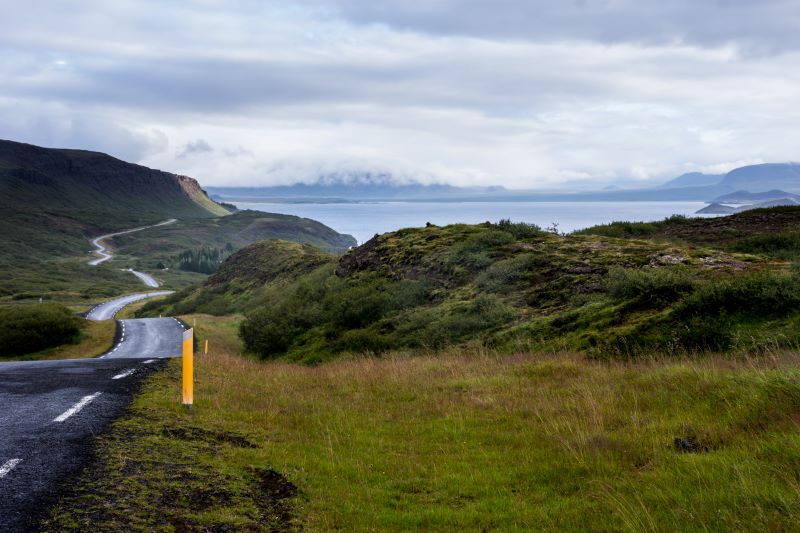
88;219;176;266
85;291;174;321
124;268;160;288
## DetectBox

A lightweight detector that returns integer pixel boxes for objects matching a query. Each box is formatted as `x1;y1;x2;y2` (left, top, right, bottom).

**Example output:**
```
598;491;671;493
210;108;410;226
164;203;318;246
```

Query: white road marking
112;369;136;380
142;359;157;364
53;392;102;422
0;459;22;478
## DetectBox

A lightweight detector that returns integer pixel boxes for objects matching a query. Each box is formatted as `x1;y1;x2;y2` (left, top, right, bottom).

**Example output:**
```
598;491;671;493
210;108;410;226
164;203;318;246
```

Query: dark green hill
0;139;229;258
0;140;355;298
142;214;800;363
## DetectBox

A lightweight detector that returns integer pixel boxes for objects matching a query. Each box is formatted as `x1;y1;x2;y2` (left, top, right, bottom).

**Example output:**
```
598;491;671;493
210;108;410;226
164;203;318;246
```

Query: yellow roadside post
182;328;193;408
204;338;208;355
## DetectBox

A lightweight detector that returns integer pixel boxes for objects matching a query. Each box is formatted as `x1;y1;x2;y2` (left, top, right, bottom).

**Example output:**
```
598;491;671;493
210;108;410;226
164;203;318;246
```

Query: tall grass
44;318;800;531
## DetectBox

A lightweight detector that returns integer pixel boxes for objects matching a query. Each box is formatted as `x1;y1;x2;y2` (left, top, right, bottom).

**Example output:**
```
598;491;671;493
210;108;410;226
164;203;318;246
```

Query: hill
142;212;800;362
720;163;800;192
658;171;722;189
0;140;355;298
110;214;354;289
711;189;800;204
0;139;229;260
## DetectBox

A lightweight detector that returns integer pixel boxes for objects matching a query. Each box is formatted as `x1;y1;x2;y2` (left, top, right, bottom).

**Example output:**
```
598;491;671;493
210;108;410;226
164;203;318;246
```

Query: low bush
676;271;800;319
606;266;695;308
0;303;80;357
476;253;547;293
731;232;800;260
495;219;543;239
240;275;430;359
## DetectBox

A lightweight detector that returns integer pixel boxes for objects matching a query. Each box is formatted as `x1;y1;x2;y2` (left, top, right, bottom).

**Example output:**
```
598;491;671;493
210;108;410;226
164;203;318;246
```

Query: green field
43;315;800;531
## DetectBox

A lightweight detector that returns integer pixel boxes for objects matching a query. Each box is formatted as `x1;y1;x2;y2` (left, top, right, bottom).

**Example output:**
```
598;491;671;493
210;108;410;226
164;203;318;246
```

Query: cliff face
0;139;230;232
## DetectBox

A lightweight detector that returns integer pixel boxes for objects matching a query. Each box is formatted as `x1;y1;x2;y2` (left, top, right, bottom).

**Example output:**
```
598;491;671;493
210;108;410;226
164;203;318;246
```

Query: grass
44;317;800;531
17;318;116;360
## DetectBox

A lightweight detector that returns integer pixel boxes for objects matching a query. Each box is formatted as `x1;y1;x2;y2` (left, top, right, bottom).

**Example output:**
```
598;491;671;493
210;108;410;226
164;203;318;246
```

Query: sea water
235;201;711;244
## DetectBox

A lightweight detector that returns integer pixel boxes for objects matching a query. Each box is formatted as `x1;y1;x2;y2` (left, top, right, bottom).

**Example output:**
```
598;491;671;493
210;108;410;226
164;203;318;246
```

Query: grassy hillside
0;139;229;296
0;140;355;298
141;214;800;363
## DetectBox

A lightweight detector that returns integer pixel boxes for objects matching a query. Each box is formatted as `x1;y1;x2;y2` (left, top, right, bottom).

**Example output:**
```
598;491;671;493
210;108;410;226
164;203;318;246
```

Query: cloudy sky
1;0;798;189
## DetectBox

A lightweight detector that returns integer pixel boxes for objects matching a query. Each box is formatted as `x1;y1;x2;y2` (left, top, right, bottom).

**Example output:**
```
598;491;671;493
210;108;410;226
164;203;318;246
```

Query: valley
2;141;800;531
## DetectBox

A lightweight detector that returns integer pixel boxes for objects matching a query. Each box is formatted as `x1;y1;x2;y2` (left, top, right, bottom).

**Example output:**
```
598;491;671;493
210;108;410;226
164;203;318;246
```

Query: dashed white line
0;459;22;478
112;369;136;380
53;392;102;423
142;359;157;364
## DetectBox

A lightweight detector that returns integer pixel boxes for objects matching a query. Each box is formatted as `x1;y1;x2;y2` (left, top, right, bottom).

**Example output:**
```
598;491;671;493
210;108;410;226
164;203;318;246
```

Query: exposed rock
648;252;687;266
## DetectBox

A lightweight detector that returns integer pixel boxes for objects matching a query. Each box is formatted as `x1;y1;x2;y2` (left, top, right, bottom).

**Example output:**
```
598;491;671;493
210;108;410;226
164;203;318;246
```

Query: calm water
236;201;710;244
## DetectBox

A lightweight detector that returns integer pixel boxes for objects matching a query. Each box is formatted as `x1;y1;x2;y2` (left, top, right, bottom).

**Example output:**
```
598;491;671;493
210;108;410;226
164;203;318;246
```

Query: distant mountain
720;163;800;192
696;203;735;214
711;189;800;204
658;172;723;189
207;174;507;201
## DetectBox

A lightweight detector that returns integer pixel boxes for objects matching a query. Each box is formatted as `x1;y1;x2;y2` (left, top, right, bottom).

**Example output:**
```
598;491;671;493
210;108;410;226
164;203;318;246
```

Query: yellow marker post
204;338;208;355
182;328;194;408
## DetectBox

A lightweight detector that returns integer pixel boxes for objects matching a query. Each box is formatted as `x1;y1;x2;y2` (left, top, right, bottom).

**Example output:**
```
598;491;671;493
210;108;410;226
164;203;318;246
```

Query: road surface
85;291;173;321
0;293;184;532
88;218;176;266
124;268;160;288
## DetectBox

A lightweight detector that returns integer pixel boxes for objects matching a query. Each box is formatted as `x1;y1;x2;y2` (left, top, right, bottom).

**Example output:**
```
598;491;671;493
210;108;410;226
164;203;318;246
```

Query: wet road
0;293;183;531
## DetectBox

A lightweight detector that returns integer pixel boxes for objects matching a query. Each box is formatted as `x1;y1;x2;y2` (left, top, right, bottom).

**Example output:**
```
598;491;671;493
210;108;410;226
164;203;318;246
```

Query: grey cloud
307;0;800;54
178;139;214;158
223;146;254;158
0;99;167;161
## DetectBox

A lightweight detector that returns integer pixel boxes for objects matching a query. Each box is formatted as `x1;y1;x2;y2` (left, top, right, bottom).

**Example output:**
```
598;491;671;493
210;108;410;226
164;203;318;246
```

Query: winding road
1;221;186;531
89;218;176;287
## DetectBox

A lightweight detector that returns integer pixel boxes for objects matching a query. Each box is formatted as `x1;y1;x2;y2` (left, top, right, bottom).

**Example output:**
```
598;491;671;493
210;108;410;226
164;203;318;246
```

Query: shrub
239;306;305;358
0;303;80;356
495;219;543;239
676;272;800;319
606;266;695;308
403;295;516;349
446;230;516;276
731;232;800;261
240;275;430;358
476;254;546;293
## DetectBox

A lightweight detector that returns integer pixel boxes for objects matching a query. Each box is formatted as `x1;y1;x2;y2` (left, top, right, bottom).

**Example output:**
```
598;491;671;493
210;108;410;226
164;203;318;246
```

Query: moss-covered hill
142;212;800;363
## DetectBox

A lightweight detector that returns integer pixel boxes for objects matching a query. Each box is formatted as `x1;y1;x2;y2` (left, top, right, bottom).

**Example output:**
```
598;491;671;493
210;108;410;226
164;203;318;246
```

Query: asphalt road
125;268;160;288
88;219;176;266
0;293;184;532
101;317;184;359
85;291;173;321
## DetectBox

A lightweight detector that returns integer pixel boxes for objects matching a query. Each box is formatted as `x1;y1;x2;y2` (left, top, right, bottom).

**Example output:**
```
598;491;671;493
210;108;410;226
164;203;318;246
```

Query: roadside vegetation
44;316;800;531
141;210;800;363
0;303;81;357
0;302;119;360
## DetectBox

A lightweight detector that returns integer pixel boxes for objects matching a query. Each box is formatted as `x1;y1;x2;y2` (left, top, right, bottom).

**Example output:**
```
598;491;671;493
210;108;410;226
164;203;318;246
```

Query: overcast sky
1;0;799;188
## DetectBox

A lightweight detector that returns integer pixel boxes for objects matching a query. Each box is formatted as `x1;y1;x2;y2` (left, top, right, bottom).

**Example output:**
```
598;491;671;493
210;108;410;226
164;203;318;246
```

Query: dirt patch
161;425;258;449
253;467;299;528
